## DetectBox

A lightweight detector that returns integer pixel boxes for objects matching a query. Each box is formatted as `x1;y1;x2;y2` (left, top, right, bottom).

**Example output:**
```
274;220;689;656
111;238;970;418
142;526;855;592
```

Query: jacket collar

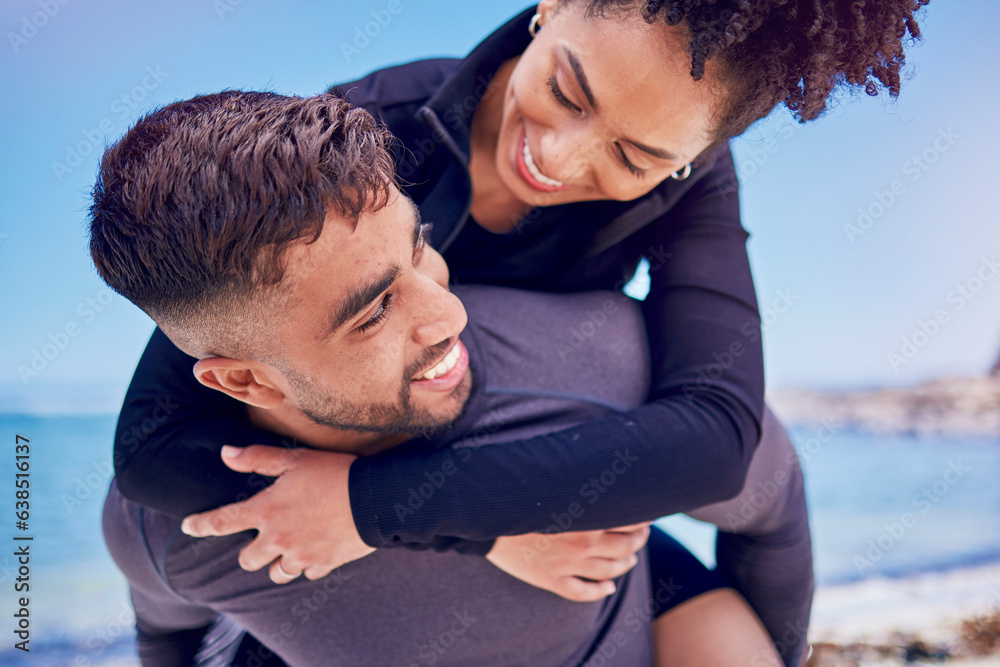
418;7;535;163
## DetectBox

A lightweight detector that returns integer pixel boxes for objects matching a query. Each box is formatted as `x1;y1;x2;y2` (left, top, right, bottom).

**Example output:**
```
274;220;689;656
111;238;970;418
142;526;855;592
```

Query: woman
111;1;927;664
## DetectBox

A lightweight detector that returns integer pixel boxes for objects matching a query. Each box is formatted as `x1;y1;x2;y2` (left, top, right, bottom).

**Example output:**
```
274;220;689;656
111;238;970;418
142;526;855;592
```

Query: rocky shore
806;564;1000;666
768;375;1000;437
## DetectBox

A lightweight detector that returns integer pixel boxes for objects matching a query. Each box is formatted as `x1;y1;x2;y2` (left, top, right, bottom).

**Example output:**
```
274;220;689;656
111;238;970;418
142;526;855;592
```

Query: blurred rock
769;376;1000;437
960;611;1000;656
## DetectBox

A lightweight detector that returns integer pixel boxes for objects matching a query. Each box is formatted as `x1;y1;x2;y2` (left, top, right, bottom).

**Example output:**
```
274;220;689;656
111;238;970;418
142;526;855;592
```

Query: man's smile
410;339;469;391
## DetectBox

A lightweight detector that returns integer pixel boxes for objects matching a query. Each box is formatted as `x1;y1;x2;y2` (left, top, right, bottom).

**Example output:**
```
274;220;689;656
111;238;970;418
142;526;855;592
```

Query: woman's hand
180;445;374;584
486;523;651;602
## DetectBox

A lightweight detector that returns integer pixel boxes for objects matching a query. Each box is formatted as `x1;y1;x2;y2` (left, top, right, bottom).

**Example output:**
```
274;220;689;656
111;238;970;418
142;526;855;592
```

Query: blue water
659;425;1000;586
0;414;997;664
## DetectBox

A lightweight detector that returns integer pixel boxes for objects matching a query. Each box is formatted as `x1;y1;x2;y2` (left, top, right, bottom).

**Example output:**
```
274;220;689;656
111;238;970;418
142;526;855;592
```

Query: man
93;90;787;665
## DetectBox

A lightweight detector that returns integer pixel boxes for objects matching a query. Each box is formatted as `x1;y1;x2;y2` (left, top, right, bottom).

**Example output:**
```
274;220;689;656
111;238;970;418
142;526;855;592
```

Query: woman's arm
113;327;288;516
349;150;764;546
115;150;762;546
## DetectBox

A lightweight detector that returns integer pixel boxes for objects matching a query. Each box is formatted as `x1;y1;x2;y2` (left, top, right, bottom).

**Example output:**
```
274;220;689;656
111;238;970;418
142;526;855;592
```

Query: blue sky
1;0;998;413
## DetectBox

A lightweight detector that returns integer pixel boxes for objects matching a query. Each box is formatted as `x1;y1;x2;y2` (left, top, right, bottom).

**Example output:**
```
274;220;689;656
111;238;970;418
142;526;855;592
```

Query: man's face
269;188;472;436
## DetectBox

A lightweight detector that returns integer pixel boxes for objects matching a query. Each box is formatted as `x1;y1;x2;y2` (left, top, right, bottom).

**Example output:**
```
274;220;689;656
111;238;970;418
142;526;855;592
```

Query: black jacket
113;7;764;554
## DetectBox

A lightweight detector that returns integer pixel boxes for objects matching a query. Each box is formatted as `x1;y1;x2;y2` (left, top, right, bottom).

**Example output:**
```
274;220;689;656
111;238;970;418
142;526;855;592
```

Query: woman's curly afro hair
580;0;930;140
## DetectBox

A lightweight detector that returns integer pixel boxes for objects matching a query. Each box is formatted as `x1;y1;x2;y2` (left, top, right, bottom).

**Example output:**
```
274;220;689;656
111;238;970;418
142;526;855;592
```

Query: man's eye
548;74;581;114
357;294;392;333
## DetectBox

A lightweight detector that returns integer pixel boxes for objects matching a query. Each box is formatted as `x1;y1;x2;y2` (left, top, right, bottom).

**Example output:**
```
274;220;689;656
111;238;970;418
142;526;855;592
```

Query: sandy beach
808;564;1000;665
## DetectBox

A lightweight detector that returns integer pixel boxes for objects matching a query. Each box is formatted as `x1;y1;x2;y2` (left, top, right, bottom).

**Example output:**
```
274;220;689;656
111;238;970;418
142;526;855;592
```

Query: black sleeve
114;153;761;550
113;329;494;555
348;150;765;547
113;328;289;517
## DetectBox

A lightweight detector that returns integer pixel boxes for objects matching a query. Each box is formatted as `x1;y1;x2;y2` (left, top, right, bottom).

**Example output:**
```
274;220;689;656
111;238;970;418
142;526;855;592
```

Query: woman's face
494;0;724;207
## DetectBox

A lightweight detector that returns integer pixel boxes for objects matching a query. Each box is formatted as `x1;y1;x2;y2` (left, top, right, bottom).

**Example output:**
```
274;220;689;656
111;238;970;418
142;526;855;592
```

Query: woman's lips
515;131;570;193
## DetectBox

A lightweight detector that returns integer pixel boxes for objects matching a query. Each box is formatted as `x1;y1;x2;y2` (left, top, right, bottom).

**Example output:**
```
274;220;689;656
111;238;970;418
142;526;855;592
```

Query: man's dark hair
580;0;929;141
89;90;394;358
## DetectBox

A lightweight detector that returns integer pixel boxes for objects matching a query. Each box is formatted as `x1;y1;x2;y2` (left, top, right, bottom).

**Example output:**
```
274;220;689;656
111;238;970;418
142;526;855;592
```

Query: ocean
0;413;997;665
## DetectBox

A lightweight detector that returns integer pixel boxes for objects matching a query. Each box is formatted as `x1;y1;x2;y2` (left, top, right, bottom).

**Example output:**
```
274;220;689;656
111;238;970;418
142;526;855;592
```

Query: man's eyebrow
565;47;596;110
323;264;401;339
565;46;679;163
320;198;421;340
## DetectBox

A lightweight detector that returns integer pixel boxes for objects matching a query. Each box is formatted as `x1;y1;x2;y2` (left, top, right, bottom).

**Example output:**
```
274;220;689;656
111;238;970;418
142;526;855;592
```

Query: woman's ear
192;357;285;409
536;0;560;24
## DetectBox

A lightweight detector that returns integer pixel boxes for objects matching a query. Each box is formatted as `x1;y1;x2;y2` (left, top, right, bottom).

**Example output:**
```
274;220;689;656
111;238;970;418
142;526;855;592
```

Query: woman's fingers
556;576;617;603
582;526;651;559
572;555;641;582
605;521;653;533
237;537;281;573
218;444;303;476
268;558;303;584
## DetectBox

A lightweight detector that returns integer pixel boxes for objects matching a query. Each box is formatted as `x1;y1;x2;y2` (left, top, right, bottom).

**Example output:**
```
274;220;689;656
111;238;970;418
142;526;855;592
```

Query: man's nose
411;283;468;347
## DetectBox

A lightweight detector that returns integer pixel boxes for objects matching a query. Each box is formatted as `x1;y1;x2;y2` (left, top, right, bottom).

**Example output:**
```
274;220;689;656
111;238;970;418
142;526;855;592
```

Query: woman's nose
540;126;594;183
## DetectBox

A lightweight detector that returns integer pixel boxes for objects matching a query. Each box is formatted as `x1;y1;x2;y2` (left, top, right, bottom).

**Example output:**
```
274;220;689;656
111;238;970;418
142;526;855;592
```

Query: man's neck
247;404;411;456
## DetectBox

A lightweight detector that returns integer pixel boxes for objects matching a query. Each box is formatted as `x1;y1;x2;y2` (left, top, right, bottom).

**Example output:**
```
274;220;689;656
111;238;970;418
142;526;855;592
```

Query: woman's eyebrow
622;138;679;162
564;46;678;162
564;47;597;110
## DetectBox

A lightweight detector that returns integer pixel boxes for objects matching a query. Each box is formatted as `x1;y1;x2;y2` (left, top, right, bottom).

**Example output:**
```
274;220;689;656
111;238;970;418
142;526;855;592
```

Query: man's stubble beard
286;340;473;438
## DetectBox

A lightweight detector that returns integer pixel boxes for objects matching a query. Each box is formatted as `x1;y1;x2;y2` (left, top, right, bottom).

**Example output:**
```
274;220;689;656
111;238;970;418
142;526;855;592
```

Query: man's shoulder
452;286;650;444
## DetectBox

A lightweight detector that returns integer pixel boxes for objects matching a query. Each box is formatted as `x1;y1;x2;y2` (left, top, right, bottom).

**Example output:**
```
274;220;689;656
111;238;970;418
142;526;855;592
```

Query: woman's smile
516;130;571;193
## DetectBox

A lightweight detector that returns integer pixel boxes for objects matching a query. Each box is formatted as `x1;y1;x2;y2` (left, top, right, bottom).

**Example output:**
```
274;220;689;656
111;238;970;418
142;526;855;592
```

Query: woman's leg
653;588;781;666
687;406;814;666
645;526;779;665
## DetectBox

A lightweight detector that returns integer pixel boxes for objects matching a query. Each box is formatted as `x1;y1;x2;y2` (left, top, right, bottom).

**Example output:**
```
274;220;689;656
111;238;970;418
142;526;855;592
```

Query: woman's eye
548;74;581;114
615;143;646;178
357;293;392;333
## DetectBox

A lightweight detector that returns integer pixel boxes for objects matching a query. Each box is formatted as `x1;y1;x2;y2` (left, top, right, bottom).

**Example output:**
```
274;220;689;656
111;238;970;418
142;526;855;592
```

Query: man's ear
192;357;286;409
